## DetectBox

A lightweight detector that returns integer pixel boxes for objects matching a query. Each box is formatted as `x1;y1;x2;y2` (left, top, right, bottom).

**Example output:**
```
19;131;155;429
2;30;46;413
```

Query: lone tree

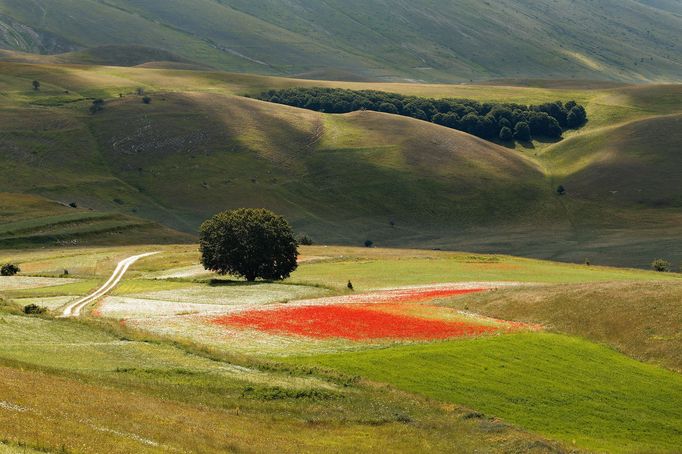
1;263;20;276
32;80;40;91
199;208;298;282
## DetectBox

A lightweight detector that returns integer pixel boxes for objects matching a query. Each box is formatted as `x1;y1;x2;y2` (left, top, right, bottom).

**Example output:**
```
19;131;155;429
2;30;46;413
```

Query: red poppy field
212;286;534;341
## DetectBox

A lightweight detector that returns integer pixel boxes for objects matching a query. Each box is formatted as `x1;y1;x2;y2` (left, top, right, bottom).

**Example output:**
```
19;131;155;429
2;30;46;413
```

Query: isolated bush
23;304;46;315
89;99;105;114
651;259;671;272
0;264;20;276
364;240;374;248
32;80;40;91
142;96;152;104
557;185;566;195
69;202;78;208
200;208;298;282
298;235;313;246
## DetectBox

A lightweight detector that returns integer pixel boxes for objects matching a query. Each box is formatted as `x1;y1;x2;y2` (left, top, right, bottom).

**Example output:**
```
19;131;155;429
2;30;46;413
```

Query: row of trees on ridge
257;88;588;142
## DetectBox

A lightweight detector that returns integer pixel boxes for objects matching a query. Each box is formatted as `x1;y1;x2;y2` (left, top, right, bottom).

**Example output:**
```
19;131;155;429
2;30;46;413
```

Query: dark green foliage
258;88;587;142
199;208;299;282
499;126;513;141
32;80;40;91
557;185;566;195
298;234;313;245
142;96;152;104
567;105;588;128
651;259;671;272
365;240;374;248
0;263;20;276
513;121;531;141
22;304;46;315
89;99;105;114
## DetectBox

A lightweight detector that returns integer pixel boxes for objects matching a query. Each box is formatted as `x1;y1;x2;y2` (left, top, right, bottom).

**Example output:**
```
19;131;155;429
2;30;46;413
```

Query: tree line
257;88;587;142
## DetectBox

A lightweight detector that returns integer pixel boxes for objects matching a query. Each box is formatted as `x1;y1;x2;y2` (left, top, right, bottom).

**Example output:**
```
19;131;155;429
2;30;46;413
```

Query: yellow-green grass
291;246;682;290
0;363;566;454
0;312;564;453
441;280;682;372
1;244;681;452
287;333;682;453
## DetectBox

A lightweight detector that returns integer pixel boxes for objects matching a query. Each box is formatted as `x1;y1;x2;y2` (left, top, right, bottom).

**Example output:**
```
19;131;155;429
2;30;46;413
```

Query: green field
288;333;682;452
1;244;681;452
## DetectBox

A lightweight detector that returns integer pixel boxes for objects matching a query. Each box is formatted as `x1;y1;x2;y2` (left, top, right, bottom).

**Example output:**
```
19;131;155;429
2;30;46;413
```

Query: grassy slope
442;281;682;371
0;309;567;453
0;0;681;82
0;193;190;248
288;333;682;453
0;61;680;266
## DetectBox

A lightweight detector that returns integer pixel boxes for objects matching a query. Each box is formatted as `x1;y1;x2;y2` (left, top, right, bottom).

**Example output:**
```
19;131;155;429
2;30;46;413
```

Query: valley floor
0;245;681;453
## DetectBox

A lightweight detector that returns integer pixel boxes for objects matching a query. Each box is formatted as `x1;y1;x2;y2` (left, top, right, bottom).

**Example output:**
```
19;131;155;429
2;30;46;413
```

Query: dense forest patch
257;88;587;142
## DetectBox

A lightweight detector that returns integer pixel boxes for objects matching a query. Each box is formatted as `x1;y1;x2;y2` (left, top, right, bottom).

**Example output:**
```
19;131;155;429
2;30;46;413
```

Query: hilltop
0;61;680;266
0;0;681;83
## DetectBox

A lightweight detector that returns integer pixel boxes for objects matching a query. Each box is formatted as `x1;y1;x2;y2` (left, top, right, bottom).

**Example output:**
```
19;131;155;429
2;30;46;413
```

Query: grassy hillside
442;280;682;371
0;193;190;248
289;333;682;453
0;0;681;82
0;61;680;266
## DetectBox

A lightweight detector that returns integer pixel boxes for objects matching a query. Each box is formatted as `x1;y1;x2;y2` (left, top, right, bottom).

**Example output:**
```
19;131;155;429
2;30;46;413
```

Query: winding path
61;252;159;318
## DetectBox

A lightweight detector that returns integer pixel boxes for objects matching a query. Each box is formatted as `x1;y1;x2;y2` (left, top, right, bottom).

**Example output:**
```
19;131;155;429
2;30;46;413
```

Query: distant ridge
0;0;680;82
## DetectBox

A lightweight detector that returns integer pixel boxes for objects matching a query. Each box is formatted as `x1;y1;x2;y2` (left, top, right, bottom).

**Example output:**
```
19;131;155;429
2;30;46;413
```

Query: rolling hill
0;60;680;266
0;0;681;83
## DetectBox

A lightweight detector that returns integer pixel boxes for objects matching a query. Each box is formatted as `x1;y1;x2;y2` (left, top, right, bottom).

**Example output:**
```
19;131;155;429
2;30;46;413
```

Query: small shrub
556;185;566;195
23;304;46;315
0;264;20;276
651;259;671;272
364;240;374;248
69;202;78;208
142;96;152;104
298;235;313;246
89;99;105;114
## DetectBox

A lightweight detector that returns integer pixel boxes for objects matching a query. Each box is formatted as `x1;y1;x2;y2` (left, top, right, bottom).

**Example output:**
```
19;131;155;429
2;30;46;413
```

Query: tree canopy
257;88;588;143
199;208;299;282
